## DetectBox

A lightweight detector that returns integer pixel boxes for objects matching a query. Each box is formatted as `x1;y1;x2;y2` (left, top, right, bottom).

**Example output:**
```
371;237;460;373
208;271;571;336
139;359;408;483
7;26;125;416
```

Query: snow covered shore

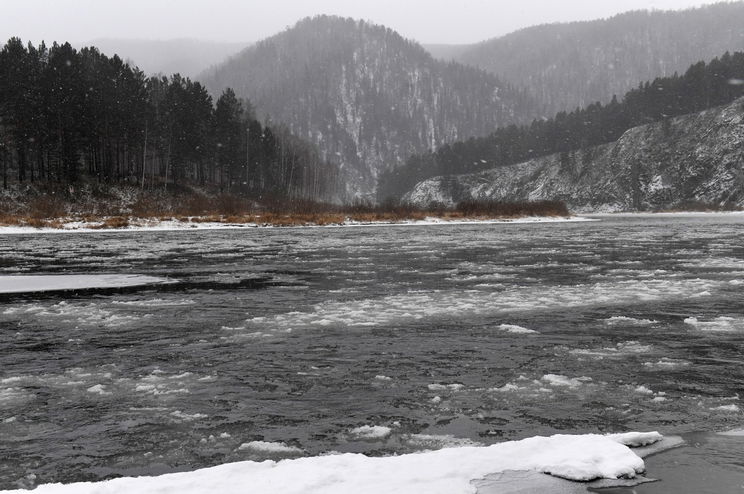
0;215;593;235
1;432;663;494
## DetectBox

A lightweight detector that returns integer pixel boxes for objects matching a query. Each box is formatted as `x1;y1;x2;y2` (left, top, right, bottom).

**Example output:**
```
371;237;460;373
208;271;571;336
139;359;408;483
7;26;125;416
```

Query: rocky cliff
404;98;744;212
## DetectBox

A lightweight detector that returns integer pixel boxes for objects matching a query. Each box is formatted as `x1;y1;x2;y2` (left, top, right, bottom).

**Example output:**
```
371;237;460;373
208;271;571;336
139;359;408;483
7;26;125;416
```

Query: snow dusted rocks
0;432;663;494
404;97;744;212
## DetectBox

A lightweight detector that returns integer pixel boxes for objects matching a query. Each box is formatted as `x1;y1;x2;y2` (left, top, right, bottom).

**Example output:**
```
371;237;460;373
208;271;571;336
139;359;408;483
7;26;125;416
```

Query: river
1;214;743;491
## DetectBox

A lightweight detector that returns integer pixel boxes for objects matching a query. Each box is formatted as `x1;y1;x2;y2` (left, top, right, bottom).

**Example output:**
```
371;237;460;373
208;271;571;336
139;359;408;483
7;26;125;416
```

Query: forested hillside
404;96;744;212
446;2;744;115
201;16;539;199
0;38;341;202
380;51;744;201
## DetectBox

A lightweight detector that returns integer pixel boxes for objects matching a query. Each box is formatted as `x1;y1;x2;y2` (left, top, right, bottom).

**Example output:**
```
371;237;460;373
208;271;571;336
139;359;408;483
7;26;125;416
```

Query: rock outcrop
405;98;744;212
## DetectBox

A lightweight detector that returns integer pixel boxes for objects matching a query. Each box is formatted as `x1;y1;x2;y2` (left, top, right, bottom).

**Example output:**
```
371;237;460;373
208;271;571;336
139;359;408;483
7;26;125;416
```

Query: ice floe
497;324;539;334
349;425;392;440
237;441;304;455
570;341;653;360
0;432;662;494
604;316;657;326
0;274;173;294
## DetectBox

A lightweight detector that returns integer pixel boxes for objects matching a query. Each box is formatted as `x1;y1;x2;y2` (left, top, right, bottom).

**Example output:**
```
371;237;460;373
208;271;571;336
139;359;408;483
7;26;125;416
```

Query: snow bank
0;274;173;294
1;432;662;494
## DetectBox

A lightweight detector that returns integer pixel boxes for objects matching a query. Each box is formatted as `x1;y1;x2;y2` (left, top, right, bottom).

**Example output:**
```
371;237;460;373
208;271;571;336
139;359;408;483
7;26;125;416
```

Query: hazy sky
0;0;730;45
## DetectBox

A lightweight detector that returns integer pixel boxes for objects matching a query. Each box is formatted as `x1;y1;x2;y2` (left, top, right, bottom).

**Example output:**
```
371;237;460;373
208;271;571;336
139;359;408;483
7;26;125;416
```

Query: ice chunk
497;324;539;334
237;441;303;455
349;425;392;440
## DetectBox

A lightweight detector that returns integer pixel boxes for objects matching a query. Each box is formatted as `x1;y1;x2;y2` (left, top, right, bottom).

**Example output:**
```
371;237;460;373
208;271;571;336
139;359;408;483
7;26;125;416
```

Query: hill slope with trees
443;2;744;115
0;38;341;202
380;51;744;202
201;16;539;199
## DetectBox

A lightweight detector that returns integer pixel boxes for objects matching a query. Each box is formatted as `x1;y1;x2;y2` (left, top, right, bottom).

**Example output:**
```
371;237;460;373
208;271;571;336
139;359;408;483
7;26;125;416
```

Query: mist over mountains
201;16;539;199
4;3;744;209
429;2;744;115
81;38;248;77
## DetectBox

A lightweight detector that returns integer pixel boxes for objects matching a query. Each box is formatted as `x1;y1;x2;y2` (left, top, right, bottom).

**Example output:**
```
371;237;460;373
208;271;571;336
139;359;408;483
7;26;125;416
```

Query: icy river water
1;214;743;492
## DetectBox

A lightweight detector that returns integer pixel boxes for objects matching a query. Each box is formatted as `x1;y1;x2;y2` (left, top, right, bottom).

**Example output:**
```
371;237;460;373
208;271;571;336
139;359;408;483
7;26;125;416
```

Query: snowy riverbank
0;215;593;234
0;432;670;494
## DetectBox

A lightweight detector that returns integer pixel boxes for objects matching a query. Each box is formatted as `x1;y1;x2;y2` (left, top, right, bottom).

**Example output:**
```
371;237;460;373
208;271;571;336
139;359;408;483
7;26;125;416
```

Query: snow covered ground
0;216;593;235
0;274;174;294
0;432;665;494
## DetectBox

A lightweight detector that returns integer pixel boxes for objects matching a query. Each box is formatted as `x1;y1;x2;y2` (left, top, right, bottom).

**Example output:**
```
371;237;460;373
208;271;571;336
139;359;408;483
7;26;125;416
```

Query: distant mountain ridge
435;2;744;115
201;16;539;199
404;97;744;212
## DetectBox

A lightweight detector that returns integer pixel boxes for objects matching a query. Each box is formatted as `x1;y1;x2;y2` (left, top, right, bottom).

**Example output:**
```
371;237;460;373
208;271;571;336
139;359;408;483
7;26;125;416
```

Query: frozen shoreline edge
0;216;595;235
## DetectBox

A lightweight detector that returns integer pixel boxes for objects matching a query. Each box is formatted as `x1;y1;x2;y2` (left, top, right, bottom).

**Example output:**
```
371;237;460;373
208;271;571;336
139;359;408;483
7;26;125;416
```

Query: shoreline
0;215;592;235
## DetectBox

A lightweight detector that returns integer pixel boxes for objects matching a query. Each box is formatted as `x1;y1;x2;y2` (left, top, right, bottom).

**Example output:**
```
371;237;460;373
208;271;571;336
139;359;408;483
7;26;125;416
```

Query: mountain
200;16;539;199
444;2;744;115
380;50;744;202
81;38;248;77
404;97;744;212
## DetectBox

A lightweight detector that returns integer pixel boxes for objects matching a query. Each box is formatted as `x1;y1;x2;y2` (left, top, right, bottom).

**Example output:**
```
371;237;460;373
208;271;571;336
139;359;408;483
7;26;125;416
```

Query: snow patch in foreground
0;274;173;294
3;432;663;494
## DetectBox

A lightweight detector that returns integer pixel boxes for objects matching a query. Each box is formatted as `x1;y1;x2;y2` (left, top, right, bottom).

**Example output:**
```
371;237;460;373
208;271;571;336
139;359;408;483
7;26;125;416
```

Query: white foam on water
349;425;392;440
491;374;596;397
4;432;661;493
0;387;34;408
604;316;657;326
2;301;142;328
710;404;741;413
684;316;744;332
642;358;691;370
427;383;465;392
232;278;722;333
111;298;195;307
170;411;208;422
237;441;303;455
570;341;653;360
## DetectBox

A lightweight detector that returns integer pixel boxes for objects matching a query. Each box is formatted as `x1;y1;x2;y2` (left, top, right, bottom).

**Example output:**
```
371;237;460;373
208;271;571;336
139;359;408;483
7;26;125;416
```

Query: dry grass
3;188;574;228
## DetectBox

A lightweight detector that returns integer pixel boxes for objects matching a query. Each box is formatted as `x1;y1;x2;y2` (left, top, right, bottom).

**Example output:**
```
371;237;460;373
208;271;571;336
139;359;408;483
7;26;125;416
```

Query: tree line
0;38;342;202
378;51;744;202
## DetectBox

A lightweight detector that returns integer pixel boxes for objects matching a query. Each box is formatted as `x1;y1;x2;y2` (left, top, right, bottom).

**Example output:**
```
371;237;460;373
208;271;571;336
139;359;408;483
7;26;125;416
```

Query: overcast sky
0;0;730;45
